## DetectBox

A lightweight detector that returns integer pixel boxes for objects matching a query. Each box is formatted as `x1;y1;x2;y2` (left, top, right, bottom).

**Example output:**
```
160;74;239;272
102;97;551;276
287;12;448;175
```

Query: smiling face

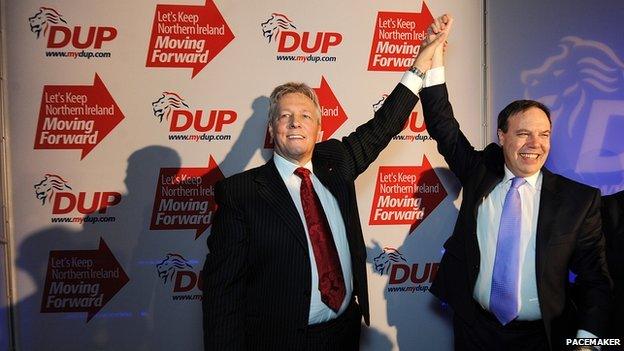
269;92;322;166
498;107;551;177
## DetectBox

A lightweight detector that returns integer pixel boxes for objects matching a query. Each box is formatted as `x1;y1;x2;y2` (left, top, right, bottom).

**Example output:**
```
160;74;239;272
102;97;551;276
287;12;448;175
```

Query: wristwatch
409;66;426;79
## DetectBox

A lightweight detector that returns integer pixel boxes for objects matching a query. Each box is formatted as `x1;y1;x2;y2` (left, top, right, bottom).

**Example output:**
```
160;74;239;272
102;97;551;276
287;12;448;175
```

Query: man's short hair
497;100;551;133
268;82;321;123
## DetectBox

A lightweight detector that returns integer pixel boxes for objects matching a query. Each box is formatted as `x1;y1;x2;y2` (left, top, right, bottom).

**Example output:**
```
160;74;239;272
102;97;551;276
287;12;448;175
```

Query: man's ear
497;129;505;145
268;122;274;142
316;128;323;142
315;114;323;142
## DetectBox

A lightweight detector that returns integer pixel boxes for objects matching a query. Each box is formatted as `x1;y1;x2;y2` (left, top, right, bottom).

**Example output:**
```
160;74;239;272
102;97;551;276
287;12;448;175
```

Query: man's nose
288;115;302;127
526;135;539;147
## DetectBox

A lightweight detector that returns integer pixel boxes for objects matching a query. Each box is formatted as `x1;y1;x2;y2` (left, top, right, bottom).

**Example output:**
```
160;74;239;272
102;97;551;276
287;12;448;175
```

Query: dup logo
34;174;73;206
521;36;624;195
261;13;342;63
34;173;121;223
373;247;408;275
374;247;439;293
151;92;236;142
156;253;203;301
28;7;117;59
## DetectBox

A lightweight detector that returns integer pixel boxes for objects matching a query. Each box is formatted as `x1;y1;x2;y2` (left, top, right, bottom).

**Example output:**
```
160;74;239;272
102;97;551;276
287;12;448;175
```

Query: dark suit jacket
202;83;418;350
601;190;624;339
420;84;611;349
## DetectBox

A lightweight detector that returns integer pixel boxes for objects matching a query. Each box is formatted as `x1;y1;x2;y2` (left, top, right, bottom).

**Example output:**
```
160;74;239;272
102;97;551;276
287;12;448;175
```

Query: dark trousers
305;299;361;351
453;302;549;351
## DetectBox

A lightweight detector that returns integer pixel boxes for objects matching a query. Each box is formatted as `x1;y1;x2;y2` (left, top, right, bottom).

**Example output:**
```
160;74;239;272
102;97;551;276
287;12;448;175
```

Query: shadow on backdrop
12;146;181;351
11;92;274;351
366;167;460;351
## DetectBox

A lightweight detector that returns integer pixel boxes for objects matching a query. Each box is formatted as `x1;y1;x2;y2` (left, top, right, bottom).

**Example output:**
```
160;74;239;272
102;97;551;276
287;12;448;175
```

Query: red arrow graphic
368;156;447;233
314;76;348;141
367;2;434;71
34;74;125;160
40;238;129;322
150;156;224;238
146;0;235;78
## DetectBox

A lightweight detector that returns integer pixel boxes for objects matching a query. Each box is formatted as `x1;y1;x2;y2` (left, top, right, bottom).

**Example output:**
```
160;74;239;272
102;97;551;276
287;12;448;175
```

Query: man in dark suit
601;190;624;345
201;22;451;351
420;15;611;351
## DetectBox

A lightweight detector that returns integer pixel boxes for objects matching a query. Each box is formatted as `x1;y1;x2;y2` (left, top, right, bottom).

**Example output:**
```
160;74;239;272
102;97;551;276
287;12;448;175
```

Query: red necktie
294;167;346;312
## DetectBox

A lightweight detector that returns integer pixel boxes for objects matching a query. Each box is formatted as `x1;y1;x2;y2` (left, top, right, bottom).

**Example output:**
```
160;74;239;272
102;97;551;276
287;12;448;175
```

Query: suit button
474;264;479;270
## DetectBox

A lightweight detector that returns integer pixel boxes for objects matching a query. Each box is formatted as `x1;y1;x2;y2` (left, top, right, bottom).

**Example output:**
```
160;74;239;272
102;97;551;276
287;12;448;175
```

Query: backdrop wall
4;0;622;350
2;1;483;350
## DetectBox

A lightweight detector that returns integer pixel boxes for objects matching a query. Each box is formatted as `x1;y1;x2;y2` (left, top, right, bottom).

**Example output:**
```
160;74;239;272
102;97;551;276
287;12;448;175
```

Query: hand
429;14;452;68
413;14;453;72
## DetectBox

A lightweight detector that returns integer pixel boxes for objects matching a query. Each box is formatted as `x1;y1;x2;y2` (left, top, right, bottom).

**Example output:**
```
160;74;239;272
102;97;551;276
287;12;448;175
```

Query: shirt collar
502;165;541;190
273;153;313;182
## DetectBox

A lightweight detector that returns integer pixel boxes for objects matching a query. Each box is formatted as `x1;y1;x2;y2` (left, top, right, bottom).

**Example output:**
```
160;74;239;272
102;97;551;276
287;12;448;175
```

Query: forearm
419;83;480;182
340;18;453;178
341;82;418;178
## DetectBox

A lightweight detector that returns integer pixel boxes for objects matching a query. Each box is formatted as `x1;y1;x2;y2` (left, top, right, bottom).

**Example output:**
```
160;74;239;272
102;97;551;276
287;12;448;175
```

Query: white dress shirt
473;166;542;320
273;153;353;324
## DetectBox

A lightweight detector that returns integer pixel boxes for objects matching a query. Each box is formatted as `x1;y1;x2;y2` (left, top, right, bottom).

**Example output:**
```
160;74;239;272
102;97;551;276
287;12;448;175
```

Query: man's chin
517;166;542;177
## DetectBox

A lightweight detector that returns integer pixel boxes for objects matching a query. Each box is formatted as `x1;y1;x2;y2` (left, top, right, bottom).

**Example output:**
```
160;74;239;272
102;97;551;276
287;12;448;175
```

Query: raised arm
338;23;452;179
419;15;485;184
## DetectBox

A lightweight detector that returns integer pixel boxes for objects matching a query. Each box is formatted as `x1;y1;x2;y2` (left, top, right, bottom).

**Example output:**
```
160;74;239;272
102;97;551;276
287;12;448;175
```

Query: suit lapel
535;168;561;283
467;171;503;278
255;160;308;250
313;158;351;231
474;145;505;214
473;172;502;215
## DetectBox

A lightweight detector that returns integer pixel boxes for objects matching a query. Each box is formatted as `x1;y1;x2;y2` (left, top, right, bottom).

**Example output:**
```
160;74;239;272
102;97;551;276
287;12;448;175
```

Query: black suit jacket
602;190;624;285
601;190;624;339
202;83;418;350
420;84;611;349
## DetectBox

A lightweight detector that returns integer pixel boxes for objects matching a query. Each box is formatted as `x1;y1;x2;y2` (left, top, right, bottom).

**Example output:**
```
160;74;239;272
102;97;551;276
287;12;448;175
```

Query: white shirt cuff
399;67;446;95
424;66;445;87
400;71;424;95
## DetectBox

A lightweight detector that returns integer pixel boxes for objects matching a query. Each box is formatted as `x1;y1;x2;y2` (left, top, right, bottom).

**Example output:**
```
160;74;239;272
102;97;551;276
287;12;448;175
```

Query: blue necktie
490;177;526;325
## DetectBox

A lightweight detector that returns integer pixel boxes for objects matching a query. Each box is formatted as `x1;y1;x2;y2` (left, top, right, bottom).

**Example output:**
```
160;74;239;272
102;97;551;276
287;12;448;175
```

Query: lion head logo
34;174;72;206
373;247;407;275
156;253;193;284
261;13;296;43
28;7;67;39
521;37;624;192
152;92;189;123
